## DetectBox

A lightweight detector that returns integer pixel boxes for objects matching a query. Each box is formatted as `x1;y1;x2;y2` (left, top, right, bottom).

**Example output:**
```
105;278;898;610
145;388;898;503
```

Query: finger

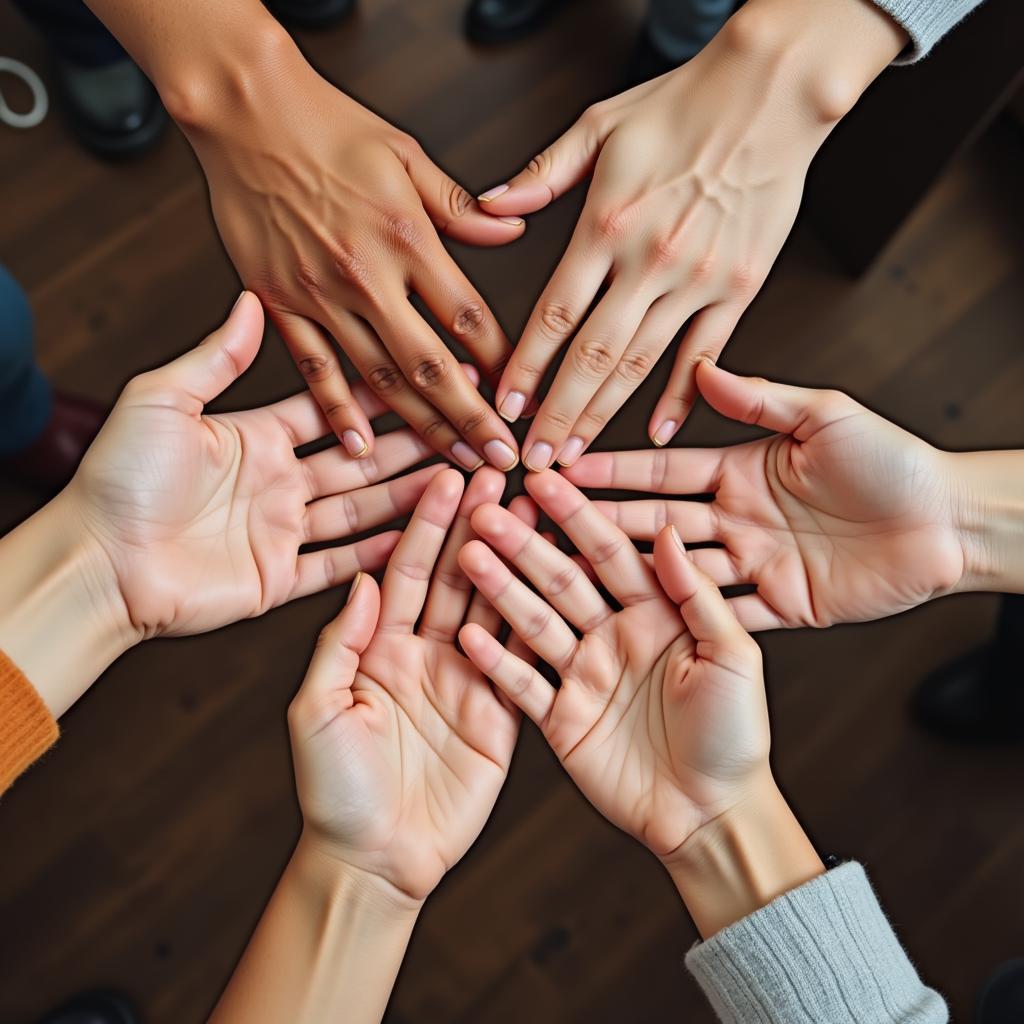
725;593;788;633
274;309;375;457
302;428;436;501
378;468;465;632
648;304;745;446
524;470;658;605
296;572;381;707
288;531;401;603
420;467;507;642
410;242;513;389
556;293;685;465
304;464;446;543
469;503;611;633
370;297;520;471
588;498;718;543
136;292;262;411
562;447;724;495
402;142;527;245
653;526;758;660
458;541;579;671
522;277;653;471
476;108;608;217
695;360;847;440
495;230;612;424
459;622;556;726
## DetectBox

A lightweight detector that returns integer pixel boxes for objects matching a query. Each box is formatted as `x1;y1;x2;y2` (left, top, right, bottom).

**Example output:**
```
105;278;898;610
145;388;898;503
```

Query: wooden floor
2;2;1023;1021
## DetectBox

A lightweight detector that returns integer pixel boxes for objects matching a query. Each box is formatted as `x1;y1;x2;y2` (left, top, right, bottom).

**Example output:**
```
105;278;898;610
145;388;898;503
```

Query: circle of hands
66;295;967;904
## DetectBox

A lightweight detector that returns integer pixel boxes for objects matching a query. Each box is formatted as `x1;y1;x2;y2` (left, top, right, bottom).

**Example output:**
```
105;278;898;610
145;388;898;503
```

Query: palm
303;634;517;899
713;409;962;626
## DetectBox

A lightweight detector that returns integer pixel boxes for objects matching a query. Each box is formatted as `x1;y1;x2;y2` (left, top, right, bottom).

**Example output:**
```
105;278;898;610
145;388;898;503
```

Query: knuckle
418;416;448;439
526;149;552;180
445;180;472;219
615;347;655;384
458;408;491;435
578;407;608;431
297;354;336;383
381;212;424;252
523;608;552;640
510;668;534;697
408;353;451;392
729;261;760;296
540;406;576;431
295;261;328;300
592;204;631;243
651;448;670;490
367;362;405;395
544;566;579;598
451;301;487;338
689;255;716;285
539;302;578;341
326;242;372;291
573;338;617;378
646;233;682;271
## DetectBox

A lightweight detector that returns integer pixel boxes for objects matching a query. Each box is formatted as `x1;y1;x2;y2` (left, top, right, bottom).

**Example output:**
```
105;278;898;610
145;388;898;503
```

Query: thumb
653;525;752;655
477;108;607;217
143;291;264;409
696;360;831;439
296;573;381;709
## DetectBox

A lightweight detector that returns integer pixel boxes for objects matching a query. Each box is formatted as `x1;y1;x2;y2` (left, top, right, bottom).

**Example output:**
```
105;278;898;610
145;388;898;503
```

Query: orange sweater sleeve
0;649;58;795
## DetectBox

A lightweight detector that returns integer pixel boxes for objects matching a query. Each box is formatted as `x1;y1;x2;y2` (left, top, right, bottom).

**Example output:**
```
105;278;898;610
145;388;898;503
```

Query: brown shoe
1;391;107;494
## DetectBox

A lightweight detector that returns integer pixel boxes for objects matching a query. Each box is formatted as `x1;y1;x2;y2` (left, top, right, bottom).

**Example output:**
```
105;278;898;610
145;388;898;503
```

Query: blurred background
0;0;1022;1021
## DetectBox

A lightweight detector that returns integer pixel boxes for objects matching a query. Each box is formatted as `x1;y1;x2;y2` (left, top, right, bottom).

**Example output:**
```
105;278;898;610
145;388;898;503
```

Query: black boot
912;594;1024;744
37;990;138;1024
268;0;357;30
978;961;1024;1024
464;0;573;44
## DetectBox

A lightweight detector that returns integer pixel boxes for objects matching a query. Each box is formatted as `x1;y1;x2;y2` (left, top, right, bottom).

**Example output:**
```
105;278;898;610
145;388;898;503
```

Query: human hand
457;470;772;861
68;293;443;641
478;0;905;468
564;361;967;629
287;468;536;902
178;30;522;469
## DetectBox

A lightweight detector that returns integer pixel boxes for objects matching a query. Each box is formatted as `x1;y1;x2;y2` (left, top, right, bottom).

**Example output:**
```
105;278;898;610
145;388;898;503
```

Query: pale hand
458;471;771;861
564;361;966;630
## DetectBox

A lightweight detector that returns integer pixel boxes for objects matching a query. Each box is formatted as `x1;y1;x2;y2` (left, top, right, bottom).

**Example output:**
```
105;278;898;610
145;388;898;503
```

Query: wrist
719;0;907;123
948;450;1024;595
0;491;140;717
662;772;824;939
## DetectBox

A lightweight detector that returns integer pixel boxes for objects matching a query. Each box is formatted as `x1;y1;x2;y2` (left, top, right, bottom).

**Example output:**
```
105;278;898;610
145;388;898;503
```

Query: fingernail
652;420;678;447
669;525;688;554
483;439;518;471
347;571;364;603
451;441;484;470
231;290;246;312
478;183;510;202
499;391;526;422
557;436;586;466
500;216;525;227
342;429;368;458
523;441;553;472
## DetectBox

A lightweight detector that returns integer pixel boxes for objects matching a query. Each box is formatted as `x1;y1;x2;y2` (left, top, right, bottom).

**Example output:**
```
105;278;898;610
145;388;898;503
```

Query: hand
457;470;772;861
68;293;442;640
179;29;522;469
478;0;905;468
564;361;966;629
287;468;536;901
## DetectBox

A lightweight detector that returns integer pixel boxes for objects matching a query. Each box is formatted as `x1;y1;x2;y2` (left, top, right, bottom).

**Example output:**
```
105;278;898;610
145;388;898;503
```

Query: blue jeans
0;267;52;457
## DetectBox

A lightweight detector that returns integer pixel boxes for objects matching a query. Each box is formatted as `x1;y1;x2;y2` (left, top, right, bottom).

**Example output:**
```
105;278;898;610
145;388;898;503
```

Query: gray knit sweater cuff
685;862;948;1024
870;0;985;62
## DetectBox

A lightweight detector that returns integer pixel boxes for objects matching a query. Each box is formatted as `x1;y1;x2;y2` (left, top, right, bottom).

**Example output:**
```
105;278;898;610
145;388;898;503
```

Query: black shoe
268;0;356;29
978;961;1024;1024
54;56;167;160
623;26;682;88
912;646;1024;744
37;990;138;1024
464;0;572;44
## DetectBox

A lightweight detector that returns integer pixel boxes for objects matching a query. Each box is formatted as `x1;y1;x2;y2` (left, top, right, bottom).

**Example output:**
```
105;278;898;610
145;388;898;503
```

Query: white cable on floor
0;57;48;129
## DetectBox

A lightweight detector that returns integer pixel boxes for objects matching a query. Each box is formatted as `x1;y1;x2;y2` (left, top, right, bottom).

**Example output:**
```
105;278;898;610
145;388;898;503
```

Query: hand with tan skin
0;294;443;718
457;471;822;938
476;0;906;469
83;0;523;469
211;469;537;1024
563;361;1024;630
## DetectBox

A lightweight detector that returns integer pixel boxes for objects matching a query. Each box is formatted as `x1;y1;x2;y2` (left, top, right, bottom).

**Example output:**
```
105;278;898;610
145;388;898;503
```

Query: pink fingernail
484;439;518;471
557;436;586;466
652;420;678;447
478;183;510;202
342;429;368;457
451;441;484;470
500;216;524;227
499;391;526;422
524;441;553;472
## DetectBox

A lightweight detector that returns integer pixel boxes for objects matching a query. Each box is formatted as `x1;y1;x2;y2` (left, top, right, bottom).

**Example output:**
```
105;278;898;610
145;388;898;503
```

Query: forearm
951;450;1024;595
211;836;421;1024
0;493;136;718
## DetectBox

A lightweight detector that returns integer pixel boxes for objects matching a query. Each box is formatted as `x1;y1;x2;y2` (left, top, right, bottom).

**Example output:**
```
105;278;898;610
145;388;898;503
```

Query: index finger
562;448;725;495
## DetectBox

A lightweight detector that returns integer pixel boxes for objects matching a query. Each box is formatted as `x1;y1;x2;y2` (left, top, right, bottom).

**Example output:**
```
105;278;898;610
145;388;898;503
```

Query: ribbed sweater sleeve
0;649;58;795
871;0;986;62
685;862;948;1023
